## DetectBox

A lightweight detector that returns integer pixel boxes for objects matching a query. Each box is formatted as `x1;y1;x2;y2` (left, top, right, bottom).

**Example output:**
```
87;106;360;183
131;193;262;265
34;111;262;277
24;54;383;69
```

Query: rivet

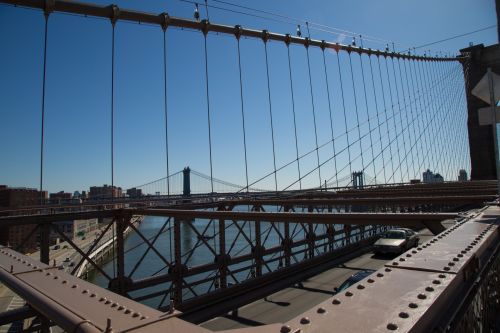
332;299;341;305
444;267;450;271
132;312;140;318
111;303;118;308
457;254;464;258
438;274;446;279
124;309;132;314
412;250;417;254
105;300;111;305
425;286;434;292
448;262;455;267
345;291;353;297
71;284;78;289
53;276;59;280
90;293;97;298
357;284;365;290
417;247;422;251
453;258;459;262
377;273;384;277
385;268;392;272
280;325;291;333
62;280;67;284
300;317;310;325
45;272;51;276
387;323;398;330
367;278;374;283
417;293;427;299
393;262;399;266
399;258;405;262
399;312;409;319
82;290;89;294
406;254;412;257
432;280;441;285
317;307;326;314
140;316;148;320
118;306;124;311
408;303;418;309
99;297;106;302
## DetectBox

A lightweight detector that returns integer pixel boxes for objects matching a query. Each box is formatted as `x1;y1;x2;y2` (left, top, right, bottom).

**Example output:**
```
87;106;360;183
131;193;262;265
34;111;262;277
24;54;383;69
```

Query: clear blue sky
0;0;497;193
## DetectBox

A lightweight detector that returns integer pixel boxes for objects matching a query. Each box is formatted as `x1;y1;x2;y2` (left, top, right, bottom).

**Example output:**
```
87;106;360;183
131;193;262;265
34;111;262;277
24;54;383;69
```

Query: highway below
201;222;454;331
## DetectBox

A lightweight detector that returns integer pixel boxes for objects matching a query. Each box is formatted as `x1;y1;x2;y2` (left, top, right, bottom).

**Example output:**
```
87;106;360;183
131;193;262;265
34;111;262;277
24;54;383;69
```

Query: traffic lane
201;227;441;331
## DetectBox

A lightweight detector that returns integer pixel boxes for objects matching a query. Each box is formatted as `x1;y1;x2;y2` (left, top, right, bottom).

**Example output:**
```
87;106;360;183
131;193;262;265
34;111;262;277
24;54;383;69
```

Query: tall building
0;186;48;252
422;169;444;183
89;184;122;199
126;187;143;198
458;169;468;181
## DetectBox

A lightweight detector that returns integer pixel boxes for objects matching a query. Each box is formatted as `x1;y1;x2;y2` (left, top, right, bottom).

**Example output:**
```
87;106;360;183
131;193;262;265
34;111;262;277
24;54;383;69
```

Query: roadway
201;221;455;331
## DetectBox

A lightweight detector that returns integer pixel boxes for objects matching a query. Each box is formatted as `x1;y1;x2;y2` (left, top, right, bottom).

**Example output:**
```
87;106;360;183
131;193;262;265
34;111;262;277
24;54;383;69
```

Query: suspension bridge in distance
0;0;499;332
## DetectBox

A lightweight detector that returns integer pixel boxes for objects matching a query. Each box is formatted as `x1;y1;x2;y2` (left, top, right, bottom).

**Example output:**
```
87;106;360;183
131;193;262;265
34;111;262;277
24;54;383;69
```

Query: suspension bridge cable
413;58;433;172
358;51;376;183
383;56;403;182
400;24;497;53
208;0;393;44
419;59;437;172
110;14;117;200
39;12;49;204
368;55;386;183
321;46;339;187
286;41;302;189
408;58;427;175
400;57;419;179
162;24;171;196
376;56;393;183
263;35;278;192
235;30;249;192
202;28;215;193
336;51;352;177
389;55;408;181
305;41;322;188
408;56;430;176
347;51;365;174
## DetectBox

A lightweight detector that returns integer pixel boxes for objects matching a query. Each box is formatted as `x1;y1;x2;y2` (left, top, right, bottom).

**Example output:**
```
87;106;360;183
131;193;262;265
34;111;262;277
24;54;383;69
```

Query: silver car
373;228;420;255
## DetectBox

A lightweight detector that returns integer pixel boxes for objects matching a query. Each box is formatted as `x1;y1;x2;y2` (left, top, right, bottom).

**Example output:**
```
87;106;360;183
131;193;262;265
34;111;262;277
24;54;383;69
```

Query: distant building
458;169;468;181
126;187;143;198
51;219;99;243
89;184;122;199
422;169;444;183
0;186;48;252
49;191;72;204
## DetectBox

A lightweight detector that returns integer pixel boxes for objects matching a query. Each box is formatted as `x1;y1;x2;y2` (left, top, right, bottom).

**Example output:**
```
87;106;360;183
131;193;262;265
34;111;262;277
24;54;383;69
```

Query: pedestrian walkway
0;285;25;333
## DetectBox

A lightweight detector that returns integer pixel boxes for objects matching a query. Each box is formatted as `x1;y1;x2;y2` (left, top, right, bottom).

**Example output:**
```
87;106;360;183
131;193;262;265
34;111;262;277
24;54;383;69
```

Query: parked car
64;257;70;262
373;228;420;255
334;269;375;294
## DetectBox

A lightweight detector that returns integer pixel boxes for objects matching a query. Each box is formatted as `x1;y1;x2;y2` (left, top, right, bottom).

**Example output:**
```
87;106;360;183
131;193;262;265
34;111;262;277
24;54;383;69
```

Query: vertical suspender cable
286;38;302;190
401;58;419;179
377;56;394;183
347;51;365;174
162;19;171;196
235;28;249;192
321;45;338;187
263;33;278;192
369;55;387;184
391;56;410;181
385;56;404;182
336;51;352;179
202;25;214;193
358;52;376;183
40;13;49;204
305;40;322;188
110;20;116;199
408;59;427;174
